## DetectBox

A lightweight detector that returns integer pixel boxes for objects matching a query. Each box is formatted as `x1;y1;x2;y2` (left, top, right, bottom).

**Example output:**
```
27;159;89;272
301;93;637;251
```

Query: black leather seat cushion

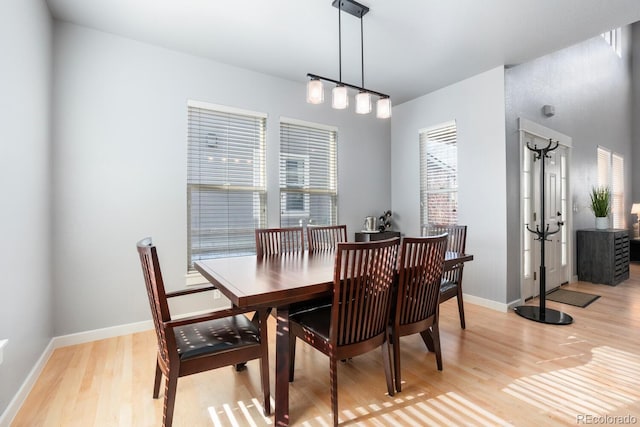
289;305;331;340
174;314;260;360
440;279;458;293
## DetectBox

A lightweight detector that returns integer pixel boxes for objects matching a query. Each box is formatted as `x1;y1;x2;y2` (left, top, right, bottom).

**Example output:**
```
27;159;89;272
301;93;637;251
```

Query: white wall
0;0;53;418
51;22;392;335
391;67;508;305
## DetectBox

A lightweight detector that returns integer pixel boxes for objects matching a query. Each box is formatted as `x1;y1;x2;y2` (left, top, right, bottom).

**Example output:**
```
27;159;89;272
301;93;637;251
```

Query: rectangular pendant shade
306;79;324;104
332;85;349;109
355;91;372;114
376;97;392;119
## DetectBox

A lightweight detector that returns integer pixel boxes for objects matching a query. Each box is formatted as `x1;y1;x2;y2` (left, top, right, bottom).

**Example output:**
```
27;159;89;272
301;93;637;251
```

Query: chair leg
456;287;466;329
330;356;338;426
289;335;296;382
382;340;395;396
391;332;402;393
153;359;162;398
419;329;435;352
431;323;443;371
163;372;178;427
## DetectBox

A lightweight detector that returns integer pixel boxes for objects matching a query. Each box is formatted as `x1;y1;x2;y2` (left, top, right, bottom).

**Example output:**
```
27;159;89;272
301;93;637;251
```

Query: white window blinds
187;102;266;269
597;146;625;229
612;153;624;228
280;120;337;227
420;121;458;226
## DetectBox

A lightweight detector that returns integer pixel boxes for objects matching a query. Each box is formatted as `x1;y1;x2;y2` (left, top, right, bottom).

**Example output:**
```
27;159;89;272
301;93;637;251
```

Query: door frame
518;117;573;303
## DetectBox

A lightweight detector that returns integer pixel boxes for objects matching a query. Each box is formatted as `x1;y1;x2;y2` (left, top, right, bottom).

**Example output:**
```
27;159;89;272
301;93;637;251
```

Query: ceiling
46;0;640;105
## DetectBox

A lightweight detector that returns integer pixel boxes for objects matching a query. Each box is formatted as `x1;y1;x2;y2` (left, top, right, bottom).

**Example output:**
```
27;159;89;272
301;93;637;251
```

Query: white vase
595;217;609;230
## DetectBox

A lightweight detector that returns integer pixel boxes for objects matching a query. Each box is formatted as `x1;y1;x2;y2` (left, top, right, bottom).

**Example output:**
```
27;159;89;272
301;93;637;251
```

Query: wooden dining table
195;249;473;426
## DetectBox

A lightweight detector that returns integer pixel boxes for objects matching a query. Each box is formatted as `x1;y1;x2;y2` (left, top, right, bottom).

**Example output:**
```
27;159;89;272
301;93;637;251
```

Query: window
601;27;622;57
187;101;266;269
597;146;624;228
420;121;458;226
280;119;337;227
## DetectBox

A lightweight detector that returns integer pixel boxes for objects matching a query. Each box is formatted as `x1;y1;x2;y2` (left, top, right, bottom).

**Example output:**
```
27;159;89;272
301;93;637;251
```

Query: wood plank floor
12;266;640;426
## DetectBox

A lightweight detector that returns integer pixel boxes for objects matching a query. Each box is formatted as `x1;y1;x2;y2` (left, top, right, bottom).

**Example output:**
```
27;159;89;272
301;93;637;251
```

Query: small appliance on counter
363;216;378;232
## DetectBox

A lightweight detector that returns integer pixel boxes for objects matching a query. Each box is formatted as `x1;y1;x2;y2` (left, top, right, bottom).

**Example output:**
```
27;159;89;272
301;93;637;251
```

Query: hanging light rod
306;0;392;118
306;73;389;99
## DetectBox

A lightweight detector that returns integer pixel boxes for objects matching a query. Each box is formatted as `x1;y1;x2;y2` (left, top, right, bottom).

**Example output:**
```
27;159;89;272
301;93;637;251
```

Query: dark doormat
546;288;600;308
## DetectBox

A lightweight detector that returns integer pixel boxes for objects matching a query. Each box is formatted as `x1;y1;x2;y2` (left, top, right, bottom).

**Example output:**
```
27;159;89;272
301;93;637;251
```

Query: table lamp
631;203;640;237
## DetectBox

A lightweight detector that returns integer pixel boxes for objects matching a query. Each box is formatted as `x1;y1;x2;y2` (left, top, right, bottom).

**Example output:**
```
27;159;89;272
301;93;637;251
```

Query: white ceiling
46;0;640;104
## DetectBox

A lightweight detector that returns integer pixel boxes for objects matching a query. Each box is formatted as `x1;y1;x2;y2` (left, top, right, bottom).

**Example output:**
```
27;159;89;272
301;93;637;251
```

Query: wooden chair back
422;224;469;329
391;235;448;391
332;238;400;349
137;237;172;367
422;224;467;282
136;238;271;426
255;227;305;258
394;235;448;329
307;224;347;252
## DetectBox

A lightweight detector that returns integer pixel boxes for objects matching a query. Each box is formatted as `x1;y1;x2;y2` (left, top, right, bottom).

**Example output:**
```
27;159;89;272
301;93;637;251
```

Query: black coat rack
514;138;573;325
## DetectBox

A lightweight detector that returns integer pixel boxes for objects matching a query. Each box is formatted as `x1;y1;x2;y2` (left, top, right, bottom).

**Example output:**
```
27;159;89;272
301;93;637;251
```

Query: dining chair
288;237;400;426
255;226;305;257
390;235;448;392
136;238;270;427
422;224;468;329
307;224;348;251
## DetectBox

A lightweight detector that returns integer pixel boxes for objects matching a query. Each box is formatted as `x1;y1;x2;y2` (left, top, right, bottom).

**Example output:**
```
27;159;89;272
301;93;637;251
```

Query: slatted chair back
255;227;305;258
288;237;399;425
421;224;469;329
137;238;271;427
390;235;448;391
331;238;400;349
421;224;467;282
395;235;448;329
137;237;172;368
307;224;347;252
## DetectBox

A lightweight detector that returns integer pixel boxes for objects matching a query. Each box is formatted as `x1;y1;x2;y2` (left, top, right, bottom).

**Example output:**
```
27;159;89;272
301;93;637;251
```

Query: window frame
186;100;267;271
279;117;338;228
419;120;458;227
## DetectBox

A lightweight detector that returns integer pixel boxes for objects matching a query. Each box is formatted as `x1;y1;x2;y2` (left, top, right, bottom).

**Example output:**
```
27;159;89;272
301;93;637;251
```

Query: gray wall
51;22;392;335
505;28;633;302
0;0;53;418
391;67;510;307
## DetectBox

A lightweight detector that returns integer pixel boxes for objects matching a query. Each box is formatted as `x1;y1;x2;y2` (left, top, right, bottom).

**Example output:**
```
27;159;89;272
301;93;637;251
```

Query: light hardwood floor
12;266;640;426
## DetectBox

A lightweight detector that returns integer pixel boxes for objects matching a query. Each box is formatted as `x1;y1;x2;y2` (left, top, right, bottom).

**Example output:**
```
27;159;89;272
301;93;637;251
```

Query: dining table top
194;250;473;309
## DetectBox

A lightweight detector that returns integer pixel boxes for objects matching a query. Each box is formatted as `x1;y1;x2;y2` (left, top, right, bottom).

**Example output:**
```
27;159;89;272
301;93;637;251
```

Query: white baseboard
0;320;154;426
51;320;153;348
464;293;513;313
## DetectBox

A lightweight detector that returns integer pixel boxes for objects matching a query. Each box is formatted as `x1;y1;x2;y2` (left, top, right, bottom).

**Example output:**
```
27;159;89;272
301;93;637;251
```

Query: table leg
275;306;290;426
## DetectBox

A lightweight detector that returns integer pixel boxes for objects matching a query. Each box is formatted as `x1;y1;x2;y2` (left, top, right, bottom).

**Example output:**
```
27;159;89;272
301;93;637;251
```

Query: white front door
521;126;571;300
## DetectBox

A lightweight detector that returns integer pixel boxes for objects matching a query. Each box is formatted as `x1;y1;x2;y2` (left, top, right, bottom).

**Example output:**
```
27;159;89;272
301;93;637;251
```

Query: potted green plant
590;186;610;229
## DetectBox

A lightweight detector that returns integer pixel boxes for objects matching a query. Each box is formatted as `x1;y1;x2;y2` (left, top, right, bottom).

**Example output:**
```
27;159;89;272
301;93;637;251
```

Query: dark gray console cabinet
355;231;401;242
577;229;629;285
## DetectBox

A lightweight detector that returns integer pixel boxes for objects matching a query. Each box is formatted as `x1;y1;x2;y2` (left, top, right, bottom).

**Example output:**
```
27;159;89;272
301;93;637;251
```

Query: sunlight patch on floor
503;346;640;423
206;391;512;425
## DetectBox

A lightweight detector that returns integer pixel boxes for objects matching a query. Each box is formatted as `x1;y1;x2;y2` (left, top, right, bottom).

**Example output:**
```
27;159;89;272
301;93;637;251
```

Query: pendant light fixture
306;0;391;119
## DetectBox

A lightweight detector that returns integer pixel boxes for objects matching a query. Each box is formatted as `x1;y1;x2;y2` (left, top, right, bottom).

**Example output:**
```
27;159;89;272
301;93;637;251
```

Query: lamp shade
376;97;392;119
355;91;372;114
632;203;640;215
306;78;324;104
332;85;349;109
